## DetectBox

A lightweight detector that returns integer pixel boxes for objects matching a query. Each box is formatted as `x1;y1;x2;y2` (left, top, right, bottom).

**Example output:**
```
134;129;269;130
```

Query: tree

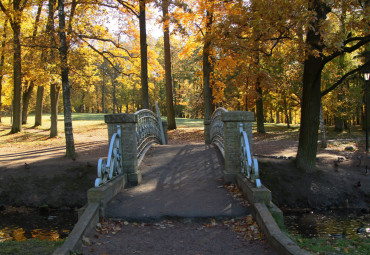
0;19;7;123
162;0;176;129
58;0;75;157
296;0;369;172
0;0;29;133
139;0;149;109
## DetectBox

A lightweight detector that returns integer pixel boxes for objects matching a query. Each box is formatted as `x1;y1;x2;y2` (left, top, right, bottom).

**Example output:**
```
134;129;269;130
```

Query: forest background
0;0;369;173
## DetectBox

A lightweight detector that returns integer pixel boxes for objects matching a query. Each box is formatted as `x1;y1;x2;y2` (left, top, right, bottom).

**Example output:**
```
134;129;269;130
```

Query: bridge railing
135;104;166;165
95;104;166;187
209;110;261;188
209;107;228;157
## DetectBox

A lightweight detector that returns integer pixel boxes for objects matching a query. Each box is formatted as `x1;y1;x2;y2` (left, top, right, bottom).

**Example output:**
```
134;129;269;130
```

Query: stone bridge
54;106;309;255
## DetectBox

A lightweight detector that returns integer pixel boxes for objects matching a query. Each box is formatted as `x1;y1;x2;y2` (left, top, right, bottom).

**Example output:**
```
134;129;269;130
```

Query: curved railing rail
135;104;166;165
209;107;228;157
240;123;261;188
95;127;122;187
95;103;165;187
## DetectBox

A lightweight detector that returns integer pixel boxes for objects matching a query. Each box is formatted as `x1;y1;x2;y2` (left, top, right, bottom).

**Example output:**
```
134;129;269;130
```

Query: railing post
204;119;211;144
222;111;255;183
104;114;142;185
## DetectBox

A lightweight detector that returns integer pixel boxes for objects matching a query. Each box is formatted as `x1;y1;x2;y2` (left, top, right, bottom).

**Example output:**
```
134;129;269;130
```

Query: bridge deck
105;144;249;220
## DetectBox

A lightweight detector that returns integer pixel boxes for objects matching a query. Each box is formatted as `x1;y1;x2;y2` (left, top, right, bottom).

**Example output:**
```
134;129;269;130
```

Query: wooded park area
0;0;369;172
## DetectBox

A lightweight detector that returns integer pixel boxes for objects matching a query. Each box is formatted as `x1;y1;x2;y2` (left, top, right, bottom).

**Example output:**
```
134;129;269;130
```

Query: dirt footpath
82;219;277;255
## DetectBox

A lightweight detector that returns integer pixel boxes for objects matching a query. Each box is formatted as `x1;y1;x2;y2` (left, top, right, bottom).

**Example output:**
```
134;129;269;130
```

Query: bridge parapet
95;105;166;187
209;110;261;188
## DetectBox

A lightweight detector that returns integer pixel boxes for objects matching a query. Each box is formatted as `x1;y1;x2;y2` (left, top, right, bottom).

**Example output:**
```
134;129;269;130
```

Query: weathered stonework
105;114;142;185
221;111;255;183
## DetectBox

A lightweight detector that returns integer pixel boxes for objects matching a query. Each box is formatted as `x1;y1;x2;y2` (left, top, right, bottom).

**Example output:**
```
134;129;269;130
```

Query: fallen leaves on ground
167;128;204;144
224;184;250;207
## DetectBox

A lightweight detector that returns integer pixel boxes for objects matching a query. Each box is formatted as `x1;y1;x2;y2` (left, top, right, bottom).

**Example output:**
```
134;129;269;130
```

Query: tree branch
75;33;138;58
323;35;370;64
81;37;135;76
321;61;370;97
116;0;139;17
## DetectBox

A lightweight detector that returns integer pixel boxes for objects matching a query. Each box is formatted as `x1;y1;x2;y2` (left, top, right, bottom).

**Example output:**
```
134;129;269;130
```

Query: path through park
81;144;277;254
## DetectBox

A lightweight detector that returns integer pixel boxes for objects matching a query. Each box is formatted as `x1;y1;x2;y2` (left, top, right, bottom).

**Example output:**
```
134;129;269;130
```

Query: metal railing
209;107;228;157
95;103;165;187
135;103;166;165
95;127;122;187
240;123;261;188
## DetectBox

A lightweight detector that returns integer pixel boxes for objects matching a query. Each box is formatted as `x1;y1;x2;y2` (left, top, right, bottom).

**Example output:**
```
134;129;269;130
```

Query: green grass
292;235;370;255
0;239;64;255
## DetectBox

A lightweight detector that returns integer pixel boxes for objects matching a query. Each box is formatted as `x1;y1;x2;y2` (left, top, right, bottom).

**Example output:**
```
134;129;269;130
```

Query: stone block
105;113;137;124
236;173;271;205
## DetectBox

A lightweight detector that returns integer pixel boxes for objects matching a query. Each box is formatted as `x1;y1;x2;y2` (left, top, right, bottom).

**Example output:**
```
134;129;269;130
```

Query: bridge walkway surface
81;144;277;254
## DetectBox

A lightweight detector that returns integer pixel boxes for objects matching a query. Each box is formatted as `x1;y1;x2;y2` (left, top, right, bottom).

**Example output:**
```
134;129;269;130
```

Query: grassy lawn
292;235;370;255
0;239;64;255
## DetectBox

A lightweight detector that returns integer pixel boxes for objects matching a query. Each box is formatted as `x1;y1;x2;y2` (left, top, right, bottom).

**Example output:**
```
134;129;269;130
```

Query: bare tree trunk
320;102;327;148
203;9;213;121
139;0;149;109
34;86;44;126
256;85;265;133
296;0;330;172
0;20;6;123
162;0;176;129
22;80;35;124
50;83;60;137
283;97;290;128
58;0;75;158
10;1;23;133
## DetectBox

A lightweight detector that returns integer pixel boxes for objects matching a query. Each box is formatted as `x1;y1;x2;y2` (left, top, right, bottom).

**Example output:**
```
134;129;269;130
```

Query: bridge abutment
105;114;142;185
222;111;254;183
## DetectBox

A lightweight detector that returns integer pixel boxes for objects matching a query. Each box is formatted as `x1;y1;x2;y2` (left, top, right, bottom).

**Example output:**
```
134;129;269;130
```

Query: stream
284;209;370;239
1;206;369;242
0;206;77;242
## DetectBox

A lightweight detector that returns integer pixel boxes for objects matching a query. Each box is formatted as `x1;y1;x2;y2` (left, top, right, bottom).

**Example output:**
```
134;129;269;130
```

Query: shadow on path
106;144;249;221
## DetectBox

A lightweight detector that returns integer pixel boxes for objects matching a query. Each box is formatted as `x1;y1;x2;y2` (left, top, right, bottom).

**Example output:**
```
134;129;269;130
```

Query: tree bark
10;0;23;133
256;85;265;133
283;98;290;128
319;102;327;148
162;0;176;130
50;83;60;137
21;80;35;124
0;20;6;123
296;0;331;172
58;0;75;157
34;86;44;126
203;10;213;121
139;0;149;109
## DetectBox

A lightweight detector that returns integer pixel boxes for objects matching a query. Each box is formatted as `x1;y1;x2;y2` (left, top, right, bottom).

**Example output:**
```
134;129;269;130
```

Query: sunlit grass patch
0;239;64;255
292;235;370;255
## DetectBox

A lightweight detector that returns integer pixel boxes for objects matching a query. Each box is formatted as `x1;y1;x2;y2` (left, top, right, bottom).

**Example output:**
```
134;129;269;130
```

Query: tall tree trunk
102;74;105;113
50;83;60;137
296;54;323;172
58;0;75;158
203;9;213;121
320;102;327;148
34;86;44;126
283;97;290;128
139;0;149;109
10;1;23;133
296;1;330;172
111;72;117;114
22;80;35;124
276;110;280;123
162;0;176;130
0;20;6;123
256;85;265;133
